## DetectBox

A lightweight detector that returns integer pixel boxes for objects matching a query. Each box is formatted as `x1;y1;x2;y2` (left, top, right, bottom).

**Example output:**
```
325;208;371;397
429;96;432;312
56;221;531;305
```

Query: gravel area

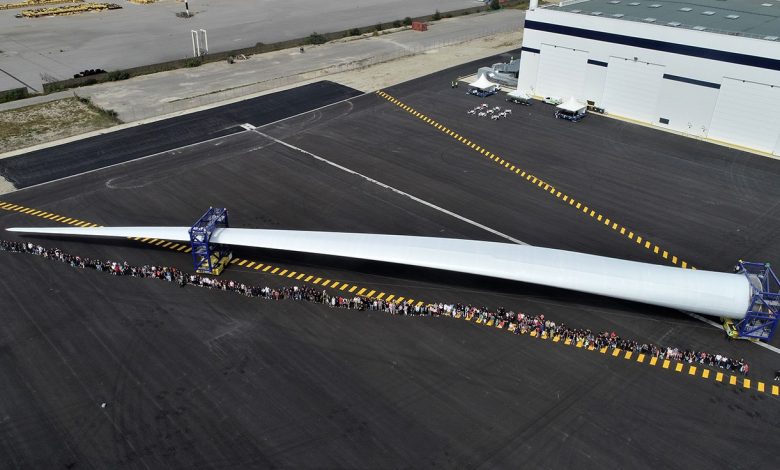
0;96;120;153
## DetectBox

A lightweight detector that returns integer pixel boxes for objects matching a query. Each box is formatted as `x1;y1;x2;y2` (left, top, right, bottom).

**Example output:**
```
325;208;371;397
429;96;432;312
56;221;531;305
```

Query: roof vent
591;11;603;15
679;7;692;12
643;17;656;22
608;0;621;3
701;11;715;15
761;3;773;7
649;4;662;7
693;25;707;30
765;35;779;40
667;21;681;26
725;14;740;19
628;2;641;5
612;13;625;17
571;9;582;13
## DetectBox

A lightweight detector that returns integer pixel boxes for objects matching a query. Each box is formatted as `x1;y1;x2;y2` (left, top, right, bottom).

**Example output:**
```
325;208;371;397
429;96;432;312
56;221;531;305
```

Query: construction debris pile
15;2;120;17
0;0;81;9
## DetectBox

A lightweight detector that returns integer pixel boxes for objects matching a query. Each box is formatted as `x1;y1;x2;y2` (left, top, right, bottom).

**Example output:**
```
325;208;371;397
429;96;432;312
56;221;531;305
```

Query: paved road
0;0;497;91
0;81;362;188
0;8;523;123
0;59;778;467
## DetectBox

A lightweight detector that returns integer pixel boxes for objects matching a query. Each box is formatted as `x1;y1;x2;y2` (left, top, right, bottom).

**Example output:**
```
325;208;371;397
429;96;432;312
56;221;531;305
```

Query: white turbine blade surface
6;226;192;242
7;226;751;319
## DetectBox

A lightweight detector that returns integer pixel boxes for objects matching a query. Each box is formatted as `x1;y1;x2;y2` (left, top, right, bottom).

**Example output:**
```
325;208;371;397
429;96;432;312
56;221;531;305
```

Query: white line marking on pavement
251;129;527;246
253;129;780;355
8;90;777;357
13;132;241;194
9;91;368;194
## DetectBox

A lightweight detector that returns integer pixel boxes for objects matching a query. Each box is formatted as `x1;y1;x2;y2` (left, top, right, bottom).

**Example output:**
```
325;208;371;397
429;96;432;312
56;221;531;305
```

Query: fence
42;0;528;94
118;24;521;121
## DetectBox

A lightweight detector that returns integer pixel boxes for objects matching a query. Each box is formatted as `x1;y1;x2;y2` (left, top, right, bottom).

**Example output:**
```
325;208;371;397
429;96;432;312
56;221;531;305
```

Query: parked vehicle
544;96;563;105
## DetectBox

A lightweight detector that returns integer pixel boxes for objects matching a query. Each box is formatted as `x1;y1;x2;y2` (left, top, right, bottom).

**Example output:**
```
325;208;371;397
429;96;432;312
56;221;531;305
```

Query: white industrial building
518;0;780;155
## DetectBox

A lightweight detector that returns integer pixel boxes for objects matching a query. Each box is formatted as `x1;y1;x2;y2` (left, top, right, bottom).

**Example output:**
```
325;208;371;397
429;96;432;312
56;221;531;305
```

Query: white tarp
7;226;751;319
557;96;587;113
468;74;497;90
507;89;531;100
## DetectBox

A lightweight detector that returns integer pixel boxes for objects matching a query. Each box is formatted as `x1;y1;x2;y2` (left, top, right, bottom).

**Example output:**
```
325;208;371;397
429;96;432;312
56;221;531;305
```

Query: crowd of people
1;239;752;376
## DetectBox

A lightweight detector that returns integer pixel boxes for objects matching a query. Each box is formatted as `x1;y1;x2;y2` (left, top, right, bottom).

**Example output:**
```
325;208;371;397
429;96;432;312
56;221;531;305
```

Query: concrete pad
0;0;493;91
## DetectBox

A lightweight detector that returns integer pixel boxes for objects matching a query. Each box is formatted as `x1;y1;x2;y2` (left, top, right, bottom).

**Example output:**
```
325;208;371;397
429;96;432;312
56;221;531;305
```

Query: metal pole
191;30;198;57
185;1;190;17
200;29;208;54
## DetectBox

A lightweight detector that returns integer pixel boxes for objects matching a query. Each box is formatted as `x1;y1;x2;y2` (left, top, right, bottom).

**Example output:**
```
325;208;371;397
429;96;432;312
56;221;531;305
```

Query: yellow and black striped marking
0;200;193;253
0;201;424;307
470;315;778;396
375;90;694;270
3;200;774;392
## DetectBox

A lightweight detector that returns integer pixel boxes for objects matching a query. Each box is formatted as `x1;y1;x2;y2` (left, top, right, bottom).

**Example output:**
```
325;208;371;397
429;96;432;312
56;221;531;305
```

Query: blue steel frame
736;261;780;341
189;207;230;274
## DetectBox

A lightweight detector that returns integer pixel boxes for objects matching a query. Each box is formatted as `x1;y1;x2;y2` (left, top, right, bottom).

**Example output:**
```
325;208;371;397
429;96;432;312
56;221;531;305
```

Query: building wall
654;78;719;137
518;8;780;154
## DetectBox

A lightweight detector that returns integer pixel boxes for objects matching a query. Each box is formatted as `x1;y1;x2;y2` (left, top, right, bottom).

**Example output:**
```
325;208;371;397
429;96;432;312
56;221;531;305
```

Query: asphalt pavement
0;81;362;188
0;58;778;468
2;250;775;469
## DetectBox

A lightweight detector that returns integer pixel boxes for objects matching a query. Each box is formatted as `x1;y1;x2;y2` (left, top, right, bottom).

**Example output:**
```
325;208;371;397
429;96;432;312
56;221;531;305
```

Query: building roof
542;0;780;41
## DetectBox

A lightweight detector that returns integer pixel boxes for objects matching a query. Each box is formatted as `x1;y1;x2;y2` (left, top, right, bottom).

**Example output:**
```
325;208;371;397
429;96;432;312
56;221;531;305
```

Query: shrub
349;28;361;36
392;19;402;27
76;94;121;121
402;16;412;26
489;0;501;10
375;23;382;31
107;70;130;81
307;32;327;45
100;108;119;120
44;83;64;93
433;10;441;20
184;58;202;67
0;87;28;104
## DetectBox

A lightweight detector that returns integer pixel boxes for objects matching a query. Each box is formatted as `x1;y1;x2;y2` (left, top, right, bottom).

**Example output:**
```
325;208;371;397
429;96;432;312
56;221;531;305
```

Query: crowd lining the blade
1;240;755;376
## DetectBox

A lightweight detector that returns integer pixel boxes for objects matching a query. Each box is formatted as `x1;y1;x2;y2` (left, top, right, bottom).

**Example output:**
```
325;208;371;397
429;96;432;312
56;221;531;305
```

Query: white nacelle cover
6;226;751;319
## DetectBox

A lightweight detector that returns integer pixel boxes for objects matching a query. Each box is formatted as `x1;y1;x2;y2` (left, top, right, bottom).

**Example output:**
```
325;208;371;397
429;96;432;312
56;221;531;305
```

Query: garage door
708;78;780;153
535;44;588;99
602;58;665;123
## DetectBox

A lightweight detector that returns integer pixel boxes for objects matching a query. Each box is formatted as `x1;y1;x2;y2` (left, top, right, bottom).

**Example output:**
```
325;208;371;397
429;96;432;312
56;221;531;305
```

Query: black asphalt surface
2;251;777;469
1;60;779;468
0;81;362;189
